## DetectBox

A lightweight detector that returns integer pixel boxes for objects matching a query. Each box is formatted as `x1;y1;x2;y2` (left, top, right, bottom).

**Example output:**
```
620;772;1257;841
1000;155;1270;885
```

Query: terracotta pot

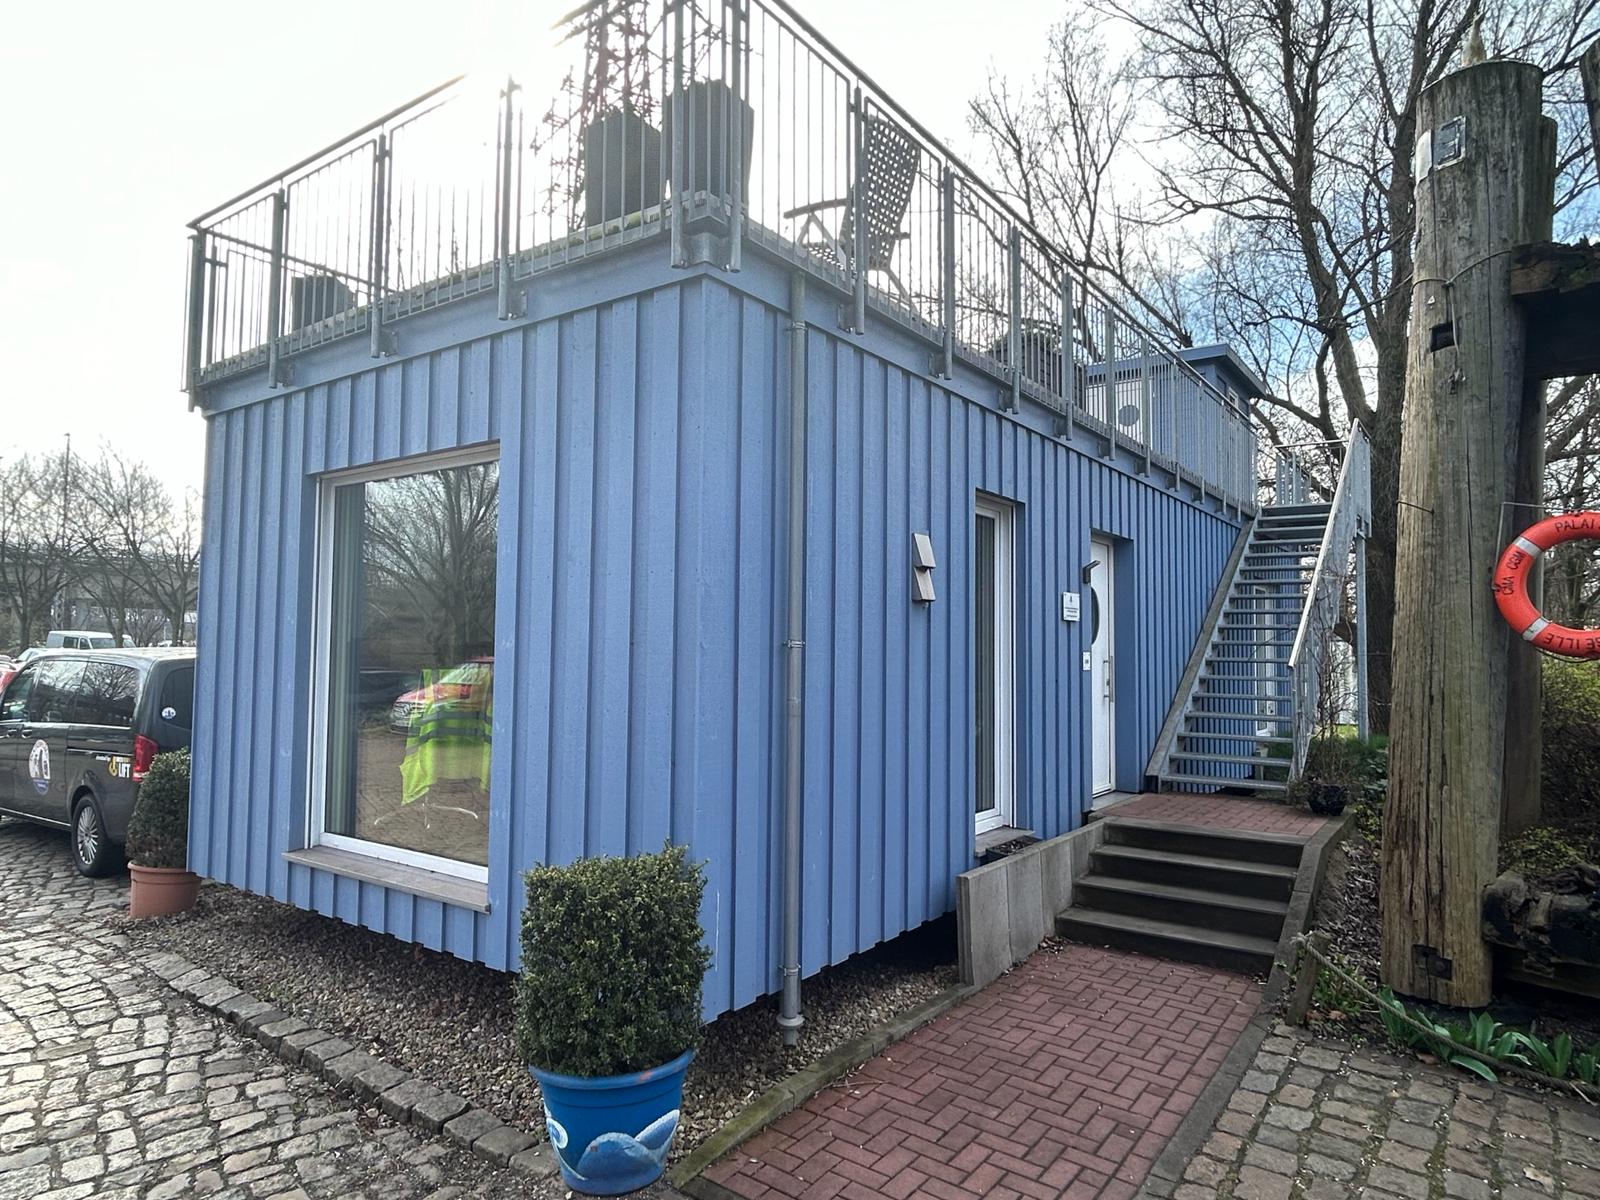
128;864;202;918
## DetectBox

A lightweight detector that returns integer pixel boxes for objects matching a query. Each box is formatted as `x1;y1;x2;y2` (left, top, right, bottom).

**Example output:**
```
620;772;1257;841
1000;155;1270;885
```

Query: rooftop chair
784;112;921;305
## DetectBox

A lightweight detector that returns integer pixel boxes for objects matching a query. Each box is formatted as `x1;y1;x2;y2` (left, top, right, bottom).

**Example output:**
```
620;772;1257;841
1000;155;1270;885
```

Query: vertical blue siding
191;252;1242;1021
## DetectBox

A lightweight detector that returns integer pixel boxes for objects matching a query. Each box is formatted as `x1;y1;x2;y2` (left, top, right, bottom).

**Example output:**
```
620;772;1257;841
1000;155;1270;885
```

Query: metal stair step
1169;750;1286;767
1178;730;1294;744
1260;503;1331;518
1054;907;1280;975
1157;771;1290;793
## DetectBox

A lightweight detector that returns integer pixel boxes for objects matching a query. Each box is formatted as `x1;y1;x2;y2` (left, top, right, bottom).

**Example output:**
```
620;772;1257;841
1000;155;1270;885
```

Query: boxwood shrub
515;843;710;1078
124;749;191;870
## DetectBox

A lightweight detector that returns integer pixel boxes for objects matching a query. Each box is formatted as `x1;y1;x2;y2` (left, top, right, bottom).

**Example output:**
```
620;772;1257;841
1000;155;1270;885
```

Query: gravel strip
122;885;957;1156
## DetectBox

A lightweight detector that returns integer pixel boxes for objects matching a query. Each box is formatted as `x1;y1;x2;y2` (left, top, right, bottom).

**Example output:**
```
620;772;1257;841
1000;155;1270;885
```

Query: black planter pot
582;110;663;228
661;79;755;205
1308;782;1349;816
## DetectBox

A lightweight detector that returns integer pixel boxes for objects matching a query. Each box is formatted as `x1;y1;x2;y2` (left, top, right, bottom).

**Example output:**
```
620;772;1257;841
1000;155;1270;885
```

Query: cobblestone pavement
704;942;1261;1200
1165;1025;1600;1200
0;819;536;1200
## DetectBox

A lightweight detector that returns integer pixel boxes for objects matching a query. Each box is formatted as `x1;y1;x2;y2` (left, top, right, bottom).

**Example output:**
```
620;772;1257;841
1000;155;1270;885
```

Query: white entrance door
974;497;1016;835
1089;537;1116;794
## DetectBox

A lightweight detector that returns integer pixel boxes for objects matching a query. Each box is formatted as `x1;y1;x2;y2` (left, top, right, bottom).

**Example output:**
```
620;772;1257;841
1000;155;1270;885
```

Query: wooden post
1582;38;1600;181
1285;931;1329;1026
1502;115;1556;838
1381;60;1550;1007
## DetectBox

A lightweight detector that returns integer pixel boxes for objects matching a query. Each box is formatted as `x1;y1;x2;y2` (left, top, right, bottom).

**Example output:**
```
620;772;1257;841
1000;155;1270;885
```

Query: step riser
1072;885;1286;939
1105;823;1303;868
1054;914;1276;975
1091;850;1295;900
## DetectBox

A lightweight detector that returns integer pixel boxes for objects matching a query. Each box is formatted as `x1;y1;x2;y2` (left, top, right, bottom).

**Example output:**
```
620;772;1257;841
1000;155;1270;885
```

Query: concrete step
1054;907;1279;975
1104;817;1305;868
1090;843;1298;899
1072;873;1290;939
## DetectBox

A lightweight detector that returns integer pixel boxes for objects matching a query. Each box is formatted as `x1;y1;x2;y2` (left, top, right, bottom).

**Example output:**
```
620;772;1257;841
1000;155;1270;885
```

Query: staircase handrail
1287;423;1371;774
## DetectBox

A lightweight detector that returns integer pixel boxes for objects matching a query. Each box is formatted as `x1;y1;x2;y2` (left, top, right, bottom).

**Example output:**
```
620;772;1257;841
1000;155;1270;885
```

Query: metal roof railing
183;0;1266;511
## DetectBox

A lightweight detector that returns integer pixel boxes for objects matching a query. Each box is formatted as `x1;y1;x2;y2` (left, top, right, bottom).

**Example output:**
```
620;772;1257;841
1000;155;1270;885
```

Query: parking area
0;819;530;1200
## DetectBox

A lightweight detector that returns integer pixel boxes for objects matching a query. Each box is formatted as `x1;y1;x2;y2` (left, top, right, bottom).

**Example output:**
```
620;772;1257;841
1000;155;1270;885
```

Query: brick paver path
1159;1025;1600;1200
705;943;1260;1200
0;819;532;1200
1110;793;1329;838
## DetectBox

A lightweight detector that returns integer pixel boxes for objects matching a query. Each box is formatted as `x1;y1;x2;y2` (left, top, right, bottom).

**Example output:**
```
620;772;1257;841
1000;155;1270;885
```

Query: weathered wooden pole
1502;112;1557;838
1381;59;1551;1007
1582;38;1600;179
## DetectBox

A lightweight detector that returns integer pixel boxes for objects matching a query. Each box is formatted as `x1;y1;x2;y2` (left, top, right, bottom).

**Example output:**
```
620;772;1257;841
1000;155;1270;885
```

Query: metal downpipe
779;271;808;1047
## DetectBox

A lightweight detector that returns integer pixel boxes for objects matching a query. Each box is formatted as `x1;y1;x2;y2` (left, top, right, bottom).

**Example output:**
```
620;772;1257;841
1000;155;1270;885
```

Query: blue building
181;1;1283;1026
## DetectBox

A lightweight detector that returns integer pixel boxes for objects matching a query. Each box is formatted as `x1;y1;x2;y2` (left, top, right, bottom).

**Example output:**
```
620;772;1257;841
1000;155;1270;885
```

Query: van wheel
71;796;120;878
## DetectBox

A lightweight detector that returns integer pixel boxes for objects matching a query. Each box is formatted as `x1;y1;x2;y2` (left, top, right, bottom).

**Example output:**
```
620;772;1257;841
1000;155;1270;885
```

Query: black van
0;648;195;877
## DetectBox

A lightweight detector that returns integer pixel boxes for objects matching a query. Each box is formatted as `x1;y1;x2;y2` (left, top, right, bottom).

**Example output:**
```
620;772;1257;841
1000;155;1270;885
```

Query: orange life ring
1492;512;1600;659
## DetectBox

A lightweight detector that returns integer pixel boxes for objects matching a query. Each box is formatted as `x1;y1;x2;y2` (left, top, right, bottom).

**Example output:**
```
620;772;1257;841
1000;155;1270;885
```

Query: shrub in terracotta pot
515;843;710;1195
125;749;201;918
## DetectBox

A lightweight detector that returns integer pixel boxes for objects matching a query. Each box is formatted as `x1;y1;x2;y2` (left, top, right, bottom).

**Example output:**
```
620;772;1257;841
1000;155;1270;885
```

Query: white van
44;630;118;651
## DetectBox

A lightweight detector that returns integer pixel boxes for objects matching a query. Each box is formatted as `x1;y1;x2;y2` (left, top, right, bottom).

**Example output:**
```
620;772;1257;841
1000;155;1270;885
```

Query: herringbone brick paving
1110;793;1328;837
705;944;1260;1200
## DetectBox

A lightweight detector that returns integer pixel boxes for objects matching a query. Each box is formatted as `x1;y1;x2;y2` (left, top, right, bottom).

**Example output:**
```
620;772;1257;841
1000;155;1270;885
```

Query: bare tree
972;0;1599;731
78;449;201;646
0;451;80;652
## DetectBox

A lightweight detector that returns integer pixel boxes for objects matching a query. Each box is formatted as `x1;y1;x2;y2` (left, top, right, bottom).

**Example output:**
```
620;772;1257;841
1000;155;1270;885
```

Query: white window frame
974;495;1017;835
306;444;500;884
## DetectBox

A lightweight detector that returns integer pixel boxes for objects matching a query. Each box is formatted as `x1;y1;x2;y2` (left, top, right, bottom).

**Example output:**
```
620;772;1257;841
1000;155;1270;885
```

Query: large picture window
315;451;499;877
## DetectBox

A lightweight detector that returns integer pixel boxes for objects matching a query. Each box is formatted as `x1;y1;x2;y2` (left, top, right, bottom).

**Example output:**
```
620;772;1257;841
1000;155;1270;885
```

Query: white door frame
1090;536;1117;795
974;496;1016;835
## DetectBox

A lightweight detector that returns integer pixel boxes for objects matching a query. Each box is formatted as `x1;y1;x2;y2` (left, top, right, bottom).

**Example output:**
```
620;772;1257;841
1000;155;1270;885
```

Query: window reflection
324;458;498;867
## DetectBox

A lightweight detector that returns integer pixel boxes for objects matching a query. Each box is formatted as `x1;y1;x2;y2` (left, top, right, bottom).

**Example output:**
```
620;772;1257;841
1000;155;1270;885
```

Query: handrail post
1355;534;1370;740
184;233;207;394
670;0;687;268
1005;224;1021;412
726;0;745;271
369;133;390;358
267;189;287;388
939;167;955;378
1139;333;1152;474
1057;264;1074;439
850;86;867;334
1101;309;1117;451
496;78;520;320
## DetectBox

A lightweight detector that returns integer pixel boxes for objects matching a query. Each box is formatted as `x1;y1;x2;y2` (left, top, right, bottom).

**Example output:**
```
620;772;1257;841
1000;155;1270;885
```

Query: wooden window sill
283;846;490;913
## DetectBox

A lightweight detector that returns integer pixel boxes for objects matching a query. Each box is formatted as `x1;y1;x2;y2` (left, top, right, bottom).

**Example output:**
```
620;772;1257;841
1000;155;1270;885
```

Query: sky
0;0;1064;499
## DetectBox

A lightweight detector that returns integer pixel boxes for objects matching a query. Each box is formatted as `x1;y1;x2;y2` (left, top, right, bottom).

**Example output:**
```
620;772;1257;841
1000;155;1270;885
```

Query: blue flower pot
530;1049;694;1195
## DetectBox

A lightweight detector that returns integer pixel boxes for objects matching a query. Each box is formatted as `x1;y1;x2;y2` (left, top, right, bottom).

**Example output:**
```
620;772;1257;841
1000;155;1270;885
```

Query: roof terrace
181;0;1284;512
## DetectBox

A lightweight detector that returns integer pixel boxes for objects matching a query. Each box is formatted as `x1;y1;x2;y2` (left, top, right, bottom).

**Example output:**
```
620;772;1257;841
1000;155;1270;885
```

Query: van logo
28;739;50;794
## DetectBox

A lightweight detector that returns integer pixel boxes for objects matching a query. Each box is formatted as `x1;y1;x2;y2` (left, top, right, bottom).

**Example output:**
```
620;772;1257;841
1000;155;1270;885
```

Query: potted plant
515;843;710;1195
125;748;202;918
552;0;665;227
661;74;755;206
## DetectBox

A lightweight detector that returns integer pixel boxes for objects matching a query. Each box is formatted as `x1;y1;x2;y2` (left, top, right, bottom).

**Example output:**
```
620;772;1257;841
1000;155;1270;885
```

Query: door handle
1104;657;1115;703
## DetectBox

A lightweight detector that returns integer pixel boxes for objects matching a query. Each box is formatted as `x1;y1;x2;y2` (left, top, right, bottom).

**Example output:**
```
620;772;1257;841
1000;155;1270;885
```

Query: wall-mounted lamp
1081;558;1101;585
912;532;936;603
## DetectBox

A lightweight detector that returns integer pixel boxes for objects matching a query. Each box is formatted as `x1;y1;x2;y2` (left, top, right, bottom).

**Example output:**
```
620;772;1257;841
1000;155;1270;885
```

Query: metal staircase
1147;425;1372;795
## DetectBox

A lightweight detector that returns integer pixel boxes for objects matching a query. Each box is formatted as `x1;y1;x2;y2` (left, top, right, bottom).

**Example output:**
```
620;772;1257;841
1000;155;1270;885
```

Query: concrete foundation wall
955;821;1110;988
